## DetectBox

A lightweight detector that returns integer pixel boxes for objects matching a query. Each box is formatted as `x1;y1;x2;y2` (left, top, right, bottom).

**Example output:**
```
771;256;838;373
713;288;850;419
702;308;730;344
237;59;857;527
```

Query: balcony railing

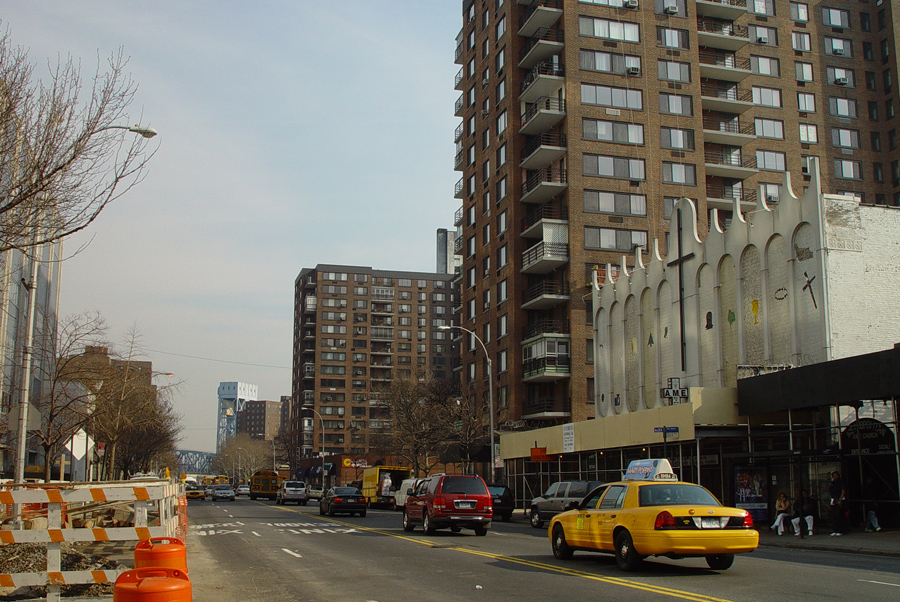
454;206;463;226
522;279;570;304
522;241;568;267
700;82;753;102
519;27;564;62
520;0;563;27
454;94;464;115
455;149;464;170
523;132;567;158
454;177;464;198
454;123;464;142
696;18;748;38
523;355;571;376
521;61;564;94
706;185;758;203
523;396;572;415
702;118;755;135
522;204;568;232
455;66;464;88
524;319;570;340
699;0;747;7
704;151;757;169
522;167;567;194
699;50;750;70
522;97;565;127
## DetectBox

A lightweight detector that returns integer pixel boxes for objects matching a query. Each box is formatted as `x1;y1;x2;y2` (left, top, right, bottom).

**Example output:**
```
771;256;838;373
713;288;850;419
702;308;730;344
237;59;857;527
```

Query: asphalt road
185;497;900;602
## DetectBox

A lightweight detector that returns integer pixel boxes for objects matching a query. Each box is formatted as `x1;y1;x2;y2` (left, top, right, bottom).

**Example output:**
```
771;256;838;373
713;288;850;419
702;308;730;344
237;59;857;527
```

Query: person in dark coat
829;471;847;536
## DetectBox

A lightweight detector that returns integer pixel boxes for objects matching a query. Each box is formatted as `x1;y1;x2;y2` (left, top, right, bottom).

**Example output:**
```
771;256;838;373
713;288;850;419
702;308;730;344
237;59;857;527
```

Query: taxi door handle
610;514;616;518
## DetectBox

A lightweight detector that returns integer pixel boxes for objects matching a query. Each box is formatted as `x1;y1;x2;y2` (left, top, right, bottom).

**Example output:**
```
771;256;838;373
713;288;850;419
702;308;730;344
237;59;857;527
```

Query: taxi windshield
638;484;720;507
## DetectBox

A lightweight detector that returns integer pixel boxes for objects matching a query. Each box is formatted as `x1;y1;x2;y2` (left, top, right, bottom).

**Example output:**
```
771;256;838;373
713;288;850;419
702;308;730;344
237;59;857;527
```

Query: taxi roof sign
623;459;679;482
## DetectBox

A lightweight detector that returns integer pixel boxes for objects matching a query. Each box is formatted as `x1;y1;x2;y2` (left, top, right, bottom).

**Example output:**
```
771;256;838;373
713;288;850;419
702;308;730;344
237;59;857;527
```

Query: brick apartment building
291;265;458;464
452;0;900;432
236;399;284;441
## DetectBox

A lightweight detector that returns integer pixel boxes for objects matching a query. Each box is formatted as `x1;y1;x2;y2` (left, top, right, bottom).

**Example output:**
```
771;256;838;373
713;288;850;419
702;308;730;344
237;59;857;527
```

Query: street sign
654;427;679;434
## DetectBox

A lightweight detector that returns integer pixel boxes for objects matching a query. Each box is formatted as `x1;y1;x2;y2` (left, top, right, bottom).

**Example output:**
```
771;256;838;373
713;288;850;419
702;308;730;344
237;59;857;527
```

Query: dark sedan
488;484;515;521
319;487;367;517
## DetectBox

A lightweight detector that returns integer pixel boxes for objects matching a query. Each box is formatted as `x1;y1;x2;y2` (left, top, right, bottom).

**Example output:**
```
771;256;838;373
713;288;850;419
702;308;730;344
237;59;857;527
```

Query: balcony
454;177;464;199
454;149;464;171
518;28;564;70
303;390;314;403
698;50;751;81
523;356;571;382
695;0;747;20
700;81;754;113
523;319;570;341
371;302;393;315
696;18;749;51
302;363;315;379
454;235;463;254
520;132;567;169
371;367;393;381
522;204;568;238
522;241;568;274
702;118;756;146
454;206;463;226
303;296;317;313
522;397;572;419
370;342;393;355
520;62;564;104
519;0;563;37
520;97;566;135
455;66;465;90
303;329;316;340
704;150;758;179
454;94;464;117
371;326;394;340
303;275;316;288
521;167;567;204
522;279;570;310
454;122;464;143
706;184;757;212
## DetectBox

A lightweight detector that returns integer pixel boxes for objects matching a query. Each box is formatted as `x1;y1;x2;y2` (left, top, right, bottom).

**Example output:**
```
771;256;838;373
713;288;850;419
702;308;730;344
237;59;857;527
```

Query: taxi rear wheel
530;509;544;529
705;554;734;570
614;531;643;571
551;524;573;560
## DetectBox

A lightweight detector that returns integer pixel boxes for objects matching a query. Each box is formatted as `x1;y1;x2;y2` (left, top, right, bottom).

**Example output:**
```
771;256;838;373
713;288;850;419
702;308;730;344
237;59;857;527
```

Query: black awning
738;345;900;415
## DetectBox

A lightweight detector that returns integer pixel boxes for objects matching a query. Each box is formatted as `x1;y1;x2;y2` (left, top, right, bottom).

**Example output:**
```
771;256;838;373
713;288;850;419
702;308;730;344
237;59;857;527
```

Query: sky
1;1;462;453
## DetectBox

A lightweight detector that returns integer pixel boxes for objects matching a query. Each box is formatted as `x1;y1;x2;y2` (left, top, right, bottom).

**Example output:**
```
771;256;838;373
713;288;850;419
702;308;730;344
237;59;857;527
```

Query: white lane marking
251;531;260;537
858;580;900;588
282;549;303;558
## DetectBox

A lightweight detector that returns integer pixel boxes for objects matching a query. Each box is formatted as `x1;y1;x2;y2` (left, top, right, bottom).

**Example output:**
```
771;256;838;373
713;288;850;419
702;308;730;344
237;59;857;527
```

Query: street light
305;408;326;486
439;325;495;482
97;124;158;138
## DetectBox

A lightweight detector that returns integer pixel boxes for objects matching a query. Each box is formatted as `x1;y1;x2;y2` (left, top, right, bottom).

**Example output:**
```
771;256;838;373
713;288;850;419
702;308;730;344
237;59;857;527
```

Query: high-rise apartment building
291;265;458;463
236;399;284;441
453;0;899;429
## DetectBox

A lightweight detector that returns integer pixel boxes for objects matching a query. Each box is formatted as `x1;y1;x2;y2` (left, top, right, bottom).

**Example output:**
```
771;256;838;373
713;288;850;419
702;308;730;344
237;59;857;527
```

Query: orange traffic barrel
113;568;191;602
134;537;188;573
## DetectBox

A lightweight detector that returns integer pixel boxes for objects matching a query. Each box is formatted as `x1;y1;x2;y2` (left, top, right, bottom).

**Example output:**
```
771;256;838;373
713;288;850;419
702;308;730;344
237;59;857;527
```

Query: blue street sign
654;426;679;433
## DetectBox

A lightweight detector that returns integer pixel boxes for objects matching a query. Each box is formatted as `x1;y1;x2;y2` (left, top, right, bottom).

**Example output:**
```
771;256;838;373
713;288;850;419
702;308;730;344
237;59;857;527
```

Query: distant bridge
175;449;215;474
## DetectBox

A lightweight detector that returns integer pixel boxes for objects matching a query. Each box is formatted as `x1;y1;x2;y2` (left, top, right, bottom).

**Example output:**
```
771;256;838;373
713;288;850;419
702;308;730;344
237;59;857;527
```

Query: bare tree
0;25;157;253
115;383;182;477
216;434;274;482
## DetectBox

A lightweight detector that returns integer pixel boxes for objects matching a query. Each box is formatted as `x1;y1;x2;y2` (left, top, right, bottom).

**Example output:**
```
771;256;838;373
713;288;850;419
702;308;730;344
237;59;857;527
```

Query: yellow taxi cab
185;484;206;501
548;459;758;571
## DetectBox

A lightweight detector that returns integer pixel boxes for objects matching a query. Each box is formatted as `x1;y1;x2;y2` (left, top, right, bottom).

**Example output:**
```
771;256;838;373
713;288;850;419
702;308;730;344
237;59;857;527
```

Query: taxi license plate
701;517;721;529
456;501;476;509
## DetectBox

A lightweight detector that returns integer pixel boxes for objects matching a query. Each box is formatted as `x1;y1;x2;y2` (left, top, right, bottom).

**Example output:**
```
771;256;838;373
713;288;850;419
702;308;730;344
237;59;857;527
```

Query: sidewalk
758;526;900;557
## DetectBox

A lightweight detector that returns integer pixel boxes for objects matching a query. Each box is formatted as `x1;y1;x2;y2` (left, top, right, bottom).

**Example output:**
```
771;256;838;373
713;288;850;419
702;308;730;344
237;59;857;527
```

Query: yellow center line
264;503;737;602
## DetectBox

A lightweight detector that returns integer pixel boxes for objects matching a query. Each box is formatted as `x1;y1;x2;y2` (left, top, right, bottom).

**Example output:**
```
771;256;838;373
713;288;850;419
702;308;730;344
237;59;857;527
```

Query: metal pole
14;248;40;483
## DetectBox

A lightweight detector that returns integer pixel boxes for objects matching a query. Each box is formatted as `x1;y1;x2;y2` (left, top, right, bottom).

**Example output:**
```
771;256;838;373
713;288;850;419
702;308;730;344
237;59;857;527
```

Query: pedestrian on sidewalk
863;476;883;533
792;489;815;536
770;492;791;535
829;471;847;536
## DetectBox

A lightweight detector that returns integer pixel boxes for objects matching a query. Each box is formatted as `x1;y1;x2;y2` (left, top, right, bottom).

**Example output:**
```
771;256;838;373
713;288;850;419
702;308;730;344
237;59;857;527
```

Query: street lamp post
306;409;326;486
439;325;495;483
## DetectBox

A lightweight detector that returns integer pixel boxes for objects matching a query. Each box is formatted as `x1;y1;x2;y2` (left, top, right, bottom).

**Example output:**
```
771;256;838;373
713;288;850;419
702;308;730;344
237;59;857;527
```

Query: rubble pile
0;543;123;599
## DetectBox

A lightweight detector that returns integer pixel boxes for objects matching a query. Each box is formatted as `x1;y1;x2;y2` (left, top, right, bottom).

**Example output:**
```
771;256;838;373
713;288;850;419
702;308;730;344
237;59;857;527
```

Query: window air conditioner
481;110;490;117
664;5;678;14
766;195;778;204
482;77;490;87
757;36;768;44
834;77;848;85
626;66;640;75
623;0;638;8
833;47;845;55
325;396;333;401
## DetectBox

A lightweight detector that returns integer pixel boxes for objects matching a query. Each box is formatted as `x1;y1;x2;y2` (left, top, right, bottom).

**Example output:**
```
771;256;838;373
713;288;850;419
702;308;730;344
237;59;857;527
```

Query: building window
749;25;777;46
660;127;695;150
871;131;881;151
578;17;641;43
861;12;871;32
659;93;692;116
795;61;814;82
869;101;879;121
822;7;851;28
583;118;644;145
834;159;862;180
585;226;648;251
498;314;508;338
497;110;508;134
579;49;641;75
581;83;643;110
657;27;689;49
497;143;507;167
657;59;691;83
498;279;508;303
497;244;508;268
799;123;818;144
752;56;780;77
583;154;646;180
752;86;782;107
757;150;787;171
829;97;857;118
750;0;775;16
826;67;855;87
496;46;506;72
790;2;808;22
791;32;811;52
661;162;697;185
797;92;816;112
497;176;507;200
824;38;852;57
583;190;647;216
759;182;782;204
755;118;785;139
497;210;507;234
496;15;506;39
496;78;506;103
873;162;884;183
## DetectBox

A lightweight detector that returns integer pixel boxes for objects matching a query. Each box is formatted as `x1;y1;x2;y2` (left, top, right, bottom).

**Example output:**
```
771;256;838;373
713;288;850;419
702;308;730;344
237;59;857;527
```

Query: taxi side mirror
565;500;580;511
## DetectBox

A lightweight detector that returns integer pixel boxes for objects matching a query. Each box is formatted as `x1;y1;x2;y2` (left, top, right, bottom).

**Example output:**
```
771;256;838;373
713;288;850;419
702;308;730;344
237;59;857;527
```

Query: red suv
402;474;493;536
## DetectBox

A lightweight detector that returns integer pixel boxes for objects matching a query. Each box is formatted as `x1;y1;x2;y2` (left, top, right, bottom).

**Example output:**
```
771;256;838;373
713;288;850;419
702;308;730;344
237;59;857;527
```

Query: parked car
235;484;250;496
319;487;367;517
402;474;492;536
185;485;206;501
212;484;236;502
548;459;758;571
306;485;324;501
530;480;605;528
394;478;424;510
276;481;308;505
487;484;515;522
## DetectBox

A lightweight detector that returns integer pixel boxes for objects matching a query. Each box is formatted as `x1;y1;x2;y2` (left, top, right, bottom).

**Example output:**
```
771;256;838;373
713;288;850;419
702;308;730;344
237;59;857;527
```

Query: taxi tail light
741;511;753;528
654;510;678;530
433;495;447;511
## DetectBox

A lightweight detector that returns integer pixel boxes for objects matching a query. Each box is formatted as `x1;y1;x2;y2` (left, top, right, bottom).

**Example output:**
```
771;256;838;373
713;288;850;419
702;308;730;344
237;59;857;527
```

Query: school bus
249;470;282;500
201;475;230;486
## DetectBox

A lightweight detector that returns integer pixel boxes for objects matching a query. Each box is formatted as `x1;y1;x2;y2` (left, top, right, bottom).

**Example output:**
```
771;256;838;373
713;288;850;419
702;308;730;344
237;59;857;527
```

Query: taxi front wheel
705;554;734;570
614;531;643;571
552;524;573;560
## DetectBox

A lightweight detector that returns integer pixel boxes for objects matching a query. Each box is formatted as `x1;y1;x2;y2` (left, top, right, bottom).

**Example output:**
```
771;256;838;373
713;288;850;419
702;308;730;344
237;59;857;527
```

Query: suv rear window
439;477;488;495
284;482;305;488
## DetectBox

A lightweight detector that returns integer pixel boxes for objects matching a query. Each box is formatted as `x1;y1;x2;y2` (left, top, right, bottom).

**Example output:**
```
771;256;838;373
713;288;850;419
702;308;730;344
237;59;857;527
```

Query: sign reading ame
660;377;689;404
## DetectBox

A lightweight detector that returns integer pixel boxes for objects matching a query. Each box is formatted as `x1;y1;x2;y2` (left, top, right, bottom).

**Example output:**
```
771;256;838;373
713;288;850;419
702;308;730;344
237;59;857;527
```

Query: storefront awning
738;345;900;415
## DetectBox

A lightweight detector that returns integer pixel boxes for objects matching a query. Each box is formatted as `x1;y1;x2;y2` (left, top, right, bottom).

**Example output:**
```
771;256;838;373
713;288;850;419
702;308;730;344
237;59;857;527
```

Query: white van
394;478;423;510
